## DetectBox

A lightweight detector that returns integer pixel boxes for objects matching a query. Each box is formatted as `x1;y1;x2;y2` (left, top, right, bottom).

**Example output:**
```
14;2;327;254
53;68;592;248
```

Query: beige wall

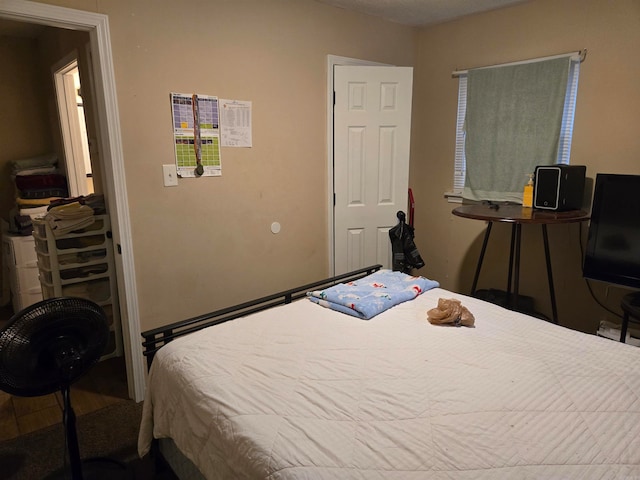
112;0;417;331
0;36;53;227
17;0;640;336
0;35;53;292
412;0;640;332
30;0;418;330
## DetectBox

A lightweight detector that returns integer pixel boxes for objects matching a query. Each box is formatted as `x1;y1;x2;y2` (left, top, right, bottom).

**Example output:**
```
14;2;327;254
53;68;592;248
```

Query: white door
333;65;413;275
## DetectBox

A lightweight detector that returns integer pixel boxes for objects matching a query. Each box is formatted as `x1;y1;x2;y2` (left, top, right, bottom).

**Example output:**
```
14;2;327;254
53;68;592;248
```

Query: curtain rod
452;49;587;78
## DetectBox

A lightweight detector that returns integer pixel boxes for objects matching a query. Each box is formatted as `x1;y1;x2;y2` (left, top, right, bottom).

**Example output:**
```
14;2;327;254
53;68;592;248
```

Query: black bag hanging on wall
389;211;425;274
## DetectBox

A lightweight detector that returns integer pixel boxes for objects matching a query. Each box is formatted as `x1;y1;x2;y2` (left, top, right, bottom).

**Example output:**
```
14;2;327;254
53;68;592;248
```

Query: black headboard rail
141;264;383;369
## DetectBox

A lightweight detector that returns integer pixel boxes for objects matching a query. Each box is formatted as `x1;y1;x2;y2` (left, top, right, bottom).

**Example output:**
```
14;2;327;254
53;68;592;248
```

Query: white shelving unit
33;215;123;360
1;233;43;313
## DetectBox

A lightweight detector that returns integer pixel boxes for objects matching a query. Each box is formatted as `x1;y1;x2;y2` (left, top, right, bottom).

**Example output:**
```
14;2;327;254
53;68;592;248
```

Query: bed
139;265;640;479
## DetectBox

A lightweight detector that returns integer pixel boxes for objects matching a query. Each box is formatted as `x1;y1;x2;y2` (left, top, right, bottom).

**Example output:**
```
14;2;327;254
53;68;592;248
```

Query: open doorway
53;55;94;197
0;1;144;402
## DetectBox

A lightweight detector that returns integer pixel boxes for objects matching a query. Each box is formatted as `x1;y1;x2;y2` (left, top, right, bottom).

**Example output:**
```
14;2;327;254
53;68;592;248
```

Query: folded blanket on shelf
307;269;439;319
15;174;68;199
15;197;61;208
19;205;50;218
19;188;68;199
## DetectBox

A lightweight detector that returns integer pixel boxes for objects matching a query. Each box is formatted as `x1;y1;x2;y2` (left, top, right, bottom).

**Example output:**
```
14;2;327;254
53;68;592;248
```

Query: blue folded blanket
307;269;439;320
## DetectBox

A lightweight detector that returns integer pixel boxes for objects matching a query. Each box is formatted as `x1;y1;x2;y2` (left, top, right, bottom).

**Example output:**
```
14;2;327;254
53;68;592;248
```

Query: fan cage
0;297;109;397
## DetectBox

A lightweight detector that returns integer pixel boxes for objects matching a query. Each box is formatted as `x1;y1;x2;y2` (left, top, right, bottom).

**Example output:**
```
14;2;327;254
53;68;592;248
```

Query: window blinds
453;75;467;193
452;52;582;196
557;59;581;164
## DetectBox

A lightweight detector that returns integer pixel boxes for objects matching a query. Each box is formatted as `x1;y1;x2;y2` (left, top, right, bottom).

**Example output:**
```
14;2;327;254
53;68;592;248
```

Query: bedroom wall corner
411;0;640;334
29;0;418;332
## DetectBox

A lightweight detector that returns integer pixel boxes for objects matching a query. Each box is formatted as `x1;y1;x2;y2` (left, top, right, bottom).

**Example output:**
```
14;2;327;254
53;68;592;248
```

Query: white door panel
334;66;413;275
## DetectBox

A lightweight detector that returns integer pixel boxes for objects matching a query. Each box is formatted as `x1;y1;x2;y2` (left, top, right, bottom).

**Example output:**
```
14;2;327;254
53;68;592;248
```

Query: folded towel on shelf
12;214;34;236
19;205;50;219
45;202;95;237
15;197;62;208
48;194;106;215
81;194;106;214
11;153;58;175
12;166;57;176
307;269;439;320
19;188;68;199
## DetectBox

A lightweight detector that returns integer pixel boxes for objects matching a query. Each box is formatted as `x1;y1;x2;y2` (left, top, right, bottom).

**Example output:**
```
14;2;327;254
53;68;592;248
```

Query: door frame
1;0;145;401
52;52;91;197
326;55;390;276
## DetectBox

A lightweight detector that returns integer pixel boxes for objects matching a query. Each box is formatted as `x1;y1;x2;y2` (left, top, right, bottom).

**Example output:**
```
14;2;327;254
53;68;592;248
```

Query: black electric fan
0;297;130;479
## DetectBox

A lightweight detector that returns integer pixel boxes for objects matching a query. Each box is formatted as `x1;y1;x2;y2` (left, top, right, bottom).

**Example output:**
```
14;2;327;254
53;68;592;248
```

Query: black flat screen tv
583;173;640;289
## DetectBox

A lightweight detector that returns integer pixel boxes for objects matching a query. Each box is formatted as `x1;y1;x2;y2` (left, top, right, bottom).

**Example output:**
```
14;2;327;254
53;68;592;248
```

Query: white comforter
139;288;640;479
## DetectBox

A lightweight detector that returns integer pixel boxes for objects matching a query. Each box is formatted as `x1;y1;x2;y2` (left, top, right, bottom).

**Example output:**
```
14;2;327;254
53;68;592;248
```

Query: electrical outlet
163;164;178;187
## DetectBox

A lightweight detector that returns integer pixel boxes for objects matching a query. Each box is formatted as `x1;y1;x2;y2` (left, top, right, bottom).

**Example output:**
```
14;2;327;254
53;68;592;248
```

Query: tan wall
0;35;53;293
412;0;640;332
19;0;639;335
30;0;418;330
0;36;53;225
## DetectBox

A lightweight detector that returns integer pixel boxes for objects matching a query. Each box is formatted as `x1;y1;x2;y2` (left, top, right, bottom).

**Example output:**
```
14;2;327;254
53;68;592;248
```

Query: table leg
620;311;629;343
513;223;522;311
542;225;558;324
620;293;640;342
506;224;516;301
471;222;493;295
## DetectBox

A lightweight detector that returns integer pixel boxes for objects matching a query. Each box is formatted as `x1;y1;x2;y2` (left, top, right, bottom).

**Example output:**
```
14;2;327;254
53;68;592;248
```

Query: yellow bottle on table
522;173;534;208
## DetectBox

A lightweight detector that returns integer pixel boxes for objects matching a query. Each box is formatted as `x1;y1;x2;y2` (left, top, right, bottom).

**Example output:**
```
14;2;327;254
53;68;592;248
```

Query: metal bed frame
141;264;383;369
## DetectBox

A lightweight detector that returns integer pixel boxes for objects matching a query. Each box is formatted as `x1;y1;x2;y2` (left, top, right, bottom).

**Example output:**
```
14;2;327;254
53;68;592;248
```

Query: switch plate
163;164;178;187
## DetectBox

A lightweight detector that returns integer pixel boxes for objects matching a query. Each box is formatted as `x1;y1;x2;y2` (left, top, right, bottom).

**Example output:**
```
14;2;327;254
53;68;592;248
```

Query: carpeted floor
0;399;177;480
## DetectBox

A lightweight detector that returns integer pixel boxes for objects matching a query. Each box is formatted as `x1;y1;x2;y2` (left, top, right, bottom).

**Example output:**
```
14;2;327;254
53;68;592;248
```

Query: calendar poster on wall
170;93;222;177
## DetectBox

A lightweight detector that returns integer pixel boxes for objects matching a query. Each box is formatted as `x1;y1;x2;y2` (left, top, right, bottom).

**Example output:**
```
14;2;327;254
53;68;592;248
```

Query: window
451;54;581;199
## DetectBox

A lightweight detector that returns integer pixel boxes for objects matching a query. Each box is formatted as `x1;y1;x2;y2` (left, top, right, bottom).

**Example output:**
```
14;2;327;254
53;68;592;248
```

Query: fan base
44;458;133;480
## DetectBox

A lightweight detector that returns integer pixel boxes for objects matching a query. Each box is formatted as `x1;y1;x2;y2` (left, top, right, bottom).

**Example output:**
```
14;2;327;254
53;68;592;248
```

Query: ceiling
0;0;529;37
313;0;529;26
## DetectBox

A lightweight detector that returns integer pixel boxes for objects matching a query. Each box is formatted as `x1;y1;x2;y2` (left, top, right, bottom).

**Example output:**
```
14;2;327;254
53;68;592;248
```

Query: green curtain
463;57;571;203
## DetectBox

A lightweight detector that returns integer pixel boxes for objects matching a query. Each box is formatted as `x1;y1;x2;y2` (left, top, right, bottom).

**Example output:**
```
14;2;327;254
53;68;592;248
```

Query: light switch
163;164;178;187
